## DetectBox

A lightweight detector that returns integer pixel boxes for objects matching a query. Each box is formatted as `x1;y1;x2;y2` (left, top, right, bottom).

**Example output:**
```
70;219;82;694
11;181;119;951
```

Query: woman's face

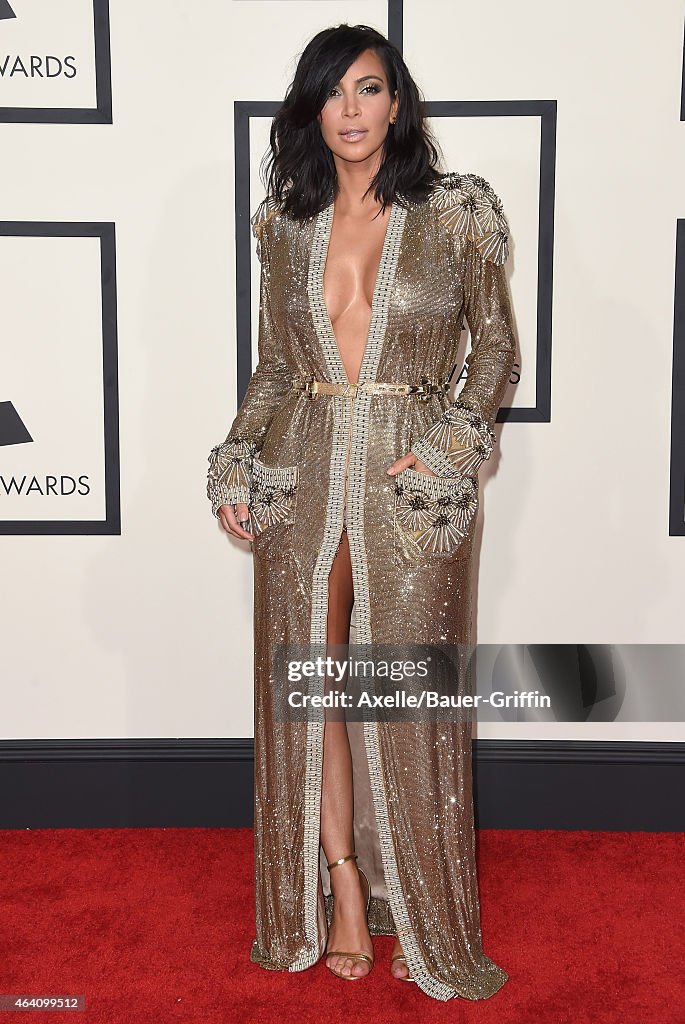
318;48;398;167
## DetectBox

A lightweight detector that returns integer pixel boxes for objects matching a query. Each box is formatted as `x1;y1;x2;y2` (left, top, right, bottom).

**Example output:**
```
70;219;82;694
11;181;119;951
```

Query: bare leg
320;529;374;978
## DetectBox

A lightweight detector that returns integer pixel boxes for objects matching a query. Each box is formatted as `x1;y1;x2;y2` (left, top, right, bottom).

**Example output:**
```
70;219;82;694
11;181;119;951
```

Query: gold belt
292;376;449;401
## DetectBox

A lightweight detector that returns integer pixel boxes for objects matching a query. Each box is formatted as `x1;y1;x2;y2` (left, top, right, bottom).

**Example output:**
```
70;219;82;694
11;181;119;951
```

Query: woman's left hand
386;453;436;476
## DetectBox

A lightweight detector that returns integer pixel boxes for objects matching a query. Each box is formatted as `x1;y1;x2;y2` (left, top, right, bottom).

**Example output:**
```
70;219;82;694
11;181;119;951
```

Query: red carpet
1;828;683;1023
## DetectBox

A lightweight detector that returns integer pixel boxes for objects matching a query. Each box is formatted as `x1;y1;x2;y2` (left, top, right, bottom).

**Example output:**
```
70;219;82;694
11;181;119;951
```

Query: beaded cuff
408;437;461;478
410;399;498;478
207;437;257;517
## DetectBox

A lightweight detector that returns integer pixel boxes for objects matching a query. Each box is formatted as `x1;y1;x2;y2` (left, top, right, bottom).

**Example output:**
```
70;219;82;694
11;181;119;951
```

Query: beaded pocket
248;456;299;537
393;467;478;558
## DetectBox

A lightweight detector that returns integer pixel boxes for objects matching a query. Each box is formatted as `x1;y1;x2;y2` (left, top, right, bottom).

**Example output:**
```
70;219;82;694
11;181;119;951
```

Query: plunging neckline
320;201;393;387
310;198;406;388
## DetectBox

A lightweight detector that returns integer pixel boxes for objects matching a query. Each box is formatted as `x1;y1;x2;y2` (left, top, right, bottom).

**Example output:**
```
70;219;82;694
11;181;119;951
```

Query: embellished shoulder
249;194;284;261
428;171;510;266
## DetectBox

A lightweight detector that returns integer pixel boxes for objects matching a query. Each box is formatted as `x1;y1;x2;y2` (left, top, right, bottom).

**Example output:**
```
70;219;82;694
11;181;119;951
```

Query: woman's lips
339;129;368;142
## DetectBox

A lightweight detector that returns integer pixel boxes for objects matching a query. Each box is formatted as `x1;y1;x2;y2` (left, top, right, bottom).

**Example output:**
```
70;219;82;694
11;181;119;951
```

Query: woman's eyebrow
332;74;385;88
335;74;385;85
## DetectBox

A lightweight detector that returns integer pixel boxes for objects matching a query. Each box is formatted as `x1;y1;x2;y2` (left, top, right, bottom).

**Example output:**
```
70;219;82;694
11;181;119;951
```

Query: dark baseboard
471;740;684;830
0;739;682;831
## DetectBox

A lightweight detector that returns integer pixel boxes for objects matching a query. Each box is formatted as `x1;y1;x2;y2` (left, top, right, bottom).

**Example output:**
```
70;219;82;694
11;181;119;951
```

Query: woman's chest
269;206;464;332
323;208;390;320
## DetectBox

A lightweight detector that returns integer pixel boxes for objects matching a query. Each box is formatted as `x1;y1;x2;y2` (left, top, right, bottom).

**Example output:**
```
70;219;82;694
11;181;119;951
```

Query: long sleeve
206;204;293;517
410;173;517;478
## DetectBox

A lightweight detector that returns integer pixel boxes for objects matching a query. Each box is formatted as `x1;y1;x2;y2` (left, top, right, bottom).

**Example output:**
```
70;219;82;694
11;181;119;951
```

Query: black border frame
0;221;121;535
670;219;685;535
234;98;555;425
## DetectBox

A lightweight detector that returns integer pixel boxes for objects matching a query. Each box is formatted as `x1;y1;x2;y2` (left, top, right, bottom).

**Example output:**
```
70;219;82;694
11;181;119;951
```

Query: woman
207;24;516;1001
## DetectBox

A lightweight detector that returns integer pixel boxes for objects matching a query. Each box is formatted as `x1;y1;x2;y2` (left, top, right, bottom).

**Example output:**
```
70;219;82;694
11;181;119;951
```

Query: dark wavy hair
261;24;443;220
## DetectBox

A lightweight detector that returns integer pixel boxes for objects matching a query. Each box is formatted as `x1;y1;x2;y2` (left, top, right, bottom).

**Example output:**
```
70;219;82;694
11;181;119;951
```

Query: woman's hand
386;453;436;477
217;502;253;540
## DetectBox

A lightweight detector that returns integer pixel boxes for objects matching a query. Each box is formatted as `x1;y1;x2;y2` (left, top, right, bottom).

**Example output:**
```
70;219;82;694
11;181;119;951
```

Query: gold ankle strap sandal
324;853;374;980
390;952;415;982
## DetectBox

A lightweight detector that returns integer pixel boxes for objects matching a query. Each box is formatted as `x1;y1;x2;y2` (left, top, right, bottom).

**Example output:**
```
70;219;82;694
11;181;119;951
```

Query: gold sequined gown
207;171;517;1001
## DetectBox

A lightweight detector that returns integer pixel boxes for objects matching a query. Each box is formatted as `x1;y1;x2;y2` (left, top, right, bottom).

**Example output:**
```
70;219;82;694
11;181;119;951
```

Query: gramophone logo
0;373;118;531
0;0;112;124
0;401;31;445
0;386;101;524
0;0;76;81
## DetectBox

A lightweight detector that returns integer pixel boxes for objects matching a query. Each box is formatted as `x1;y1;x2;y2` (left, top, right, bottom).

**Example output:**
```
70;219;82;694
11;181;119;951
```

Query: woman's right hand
218;502;253;541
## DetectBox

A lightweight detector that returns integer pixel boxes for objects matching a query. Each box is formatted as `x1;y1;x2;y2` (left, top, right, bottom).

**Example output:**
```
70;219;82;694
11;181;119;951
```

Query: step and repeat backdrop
1;0;684;743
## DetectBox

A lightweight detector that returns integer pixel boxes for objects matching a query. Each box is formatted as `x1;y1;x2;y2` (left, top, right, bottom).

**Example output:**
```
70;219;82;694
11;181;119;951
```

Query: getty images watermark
267;643;679;723
270;642;549;724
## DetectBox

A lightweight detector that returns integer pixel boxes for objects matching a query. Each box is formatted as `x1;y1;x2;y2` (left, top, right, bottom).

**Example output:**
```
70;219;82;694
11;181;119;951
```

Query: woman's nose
341;93;361;118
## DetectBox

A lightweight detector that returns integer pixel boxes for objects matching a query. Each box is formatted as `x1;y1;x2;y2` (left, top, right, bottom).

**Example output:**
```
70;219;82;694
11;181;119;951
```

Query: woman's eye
328;84;382;97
